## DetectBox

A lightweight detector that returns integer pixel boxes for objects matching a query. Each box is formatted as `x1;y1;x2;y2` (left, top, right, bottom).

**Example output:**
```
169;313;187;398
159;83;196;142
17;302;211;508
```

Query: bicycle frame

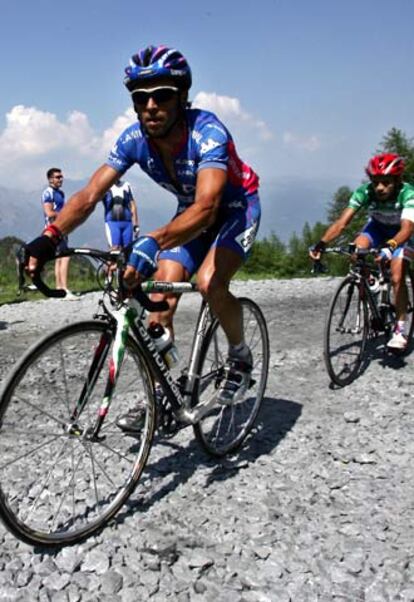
84;281;222;438
326;246;393;332
351;262;393;331
18;246;235;434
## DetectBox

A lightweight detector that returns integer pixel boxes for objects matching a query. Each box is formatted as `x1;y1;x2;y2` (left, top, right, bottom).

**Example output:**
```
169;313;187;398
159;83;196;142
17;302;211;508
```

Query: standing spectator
102;179;139;250
42;168;76;298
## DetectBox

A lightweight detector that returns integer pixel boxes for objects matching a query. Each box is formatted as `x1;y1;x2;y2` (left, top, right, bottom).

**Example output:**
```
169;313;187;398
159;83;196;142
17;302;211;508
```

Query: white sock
396;320;406;335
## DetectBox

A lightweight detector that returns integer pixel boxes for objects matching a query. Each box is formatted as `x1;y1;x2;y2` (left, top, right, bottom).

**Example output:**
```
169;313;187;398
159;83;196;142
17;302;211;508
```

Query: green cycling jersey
348;181;414;225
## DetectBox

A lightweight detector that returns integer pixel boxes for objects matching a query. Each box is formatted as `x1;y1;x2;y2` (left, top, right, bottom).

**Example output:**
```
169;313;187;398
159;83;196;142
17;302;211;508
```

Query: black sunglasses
132;86;179;106
370;176;395;185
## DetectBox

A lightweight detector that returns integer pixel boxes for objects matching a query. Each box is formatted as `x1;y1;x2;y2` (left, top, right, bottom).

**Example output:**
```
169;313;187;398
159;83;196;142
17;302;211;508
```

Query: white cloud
0;104;136;189
283;130;320;152
192;92;273;141
0;97;276;189
101;107;136;151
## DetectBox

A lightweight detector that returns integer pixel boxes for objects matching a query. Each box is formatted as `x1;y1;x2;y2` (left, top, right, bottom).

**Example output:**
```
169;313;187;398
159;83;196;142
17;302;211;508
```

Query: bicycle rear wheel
0;320;156;546
193;298;269;456
324;277;369;387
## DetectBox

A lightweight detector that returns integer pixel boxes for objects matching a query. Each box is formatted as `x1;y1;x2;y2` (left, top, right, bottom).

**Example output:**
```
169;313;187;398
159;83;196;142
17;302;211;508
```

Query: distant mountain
0;178;167;249
0;175;340;248
258;177;339;241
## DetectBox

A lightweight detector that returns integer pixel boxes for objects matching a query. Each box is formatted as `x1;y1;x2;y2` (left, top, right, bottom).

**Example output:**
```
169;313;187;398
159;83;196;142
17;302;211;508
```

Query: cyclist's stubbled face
132;78;185;139
371;176;397;201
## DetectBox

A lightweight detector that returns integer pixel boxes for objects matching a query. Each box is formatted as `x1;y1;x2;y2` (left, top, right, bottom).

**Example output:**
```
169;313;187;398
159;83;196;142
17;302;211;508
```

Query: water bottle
147;322;179;368
368;275;380;294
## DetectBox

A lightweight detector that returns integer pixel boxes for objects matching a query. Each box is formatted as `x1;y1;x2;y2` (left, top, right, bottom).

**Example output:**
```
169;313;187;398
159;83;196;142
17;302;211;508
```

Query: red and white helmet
365;153;405;177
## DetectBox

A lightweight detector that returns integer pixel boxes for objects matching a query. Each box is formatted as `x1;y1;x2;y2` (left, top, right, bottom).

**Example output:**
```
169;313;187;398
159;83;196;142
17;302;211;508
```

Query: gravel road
0;277;413;602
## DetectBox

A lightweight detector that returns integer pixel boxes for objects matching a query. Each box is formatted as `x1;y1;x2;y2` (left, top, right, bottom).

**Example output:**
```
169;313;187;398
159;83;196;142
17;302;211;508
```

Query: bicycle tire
193;298;269;457
380;270;414;353
0;320;156;546
324;276;369;387
402;270;414;350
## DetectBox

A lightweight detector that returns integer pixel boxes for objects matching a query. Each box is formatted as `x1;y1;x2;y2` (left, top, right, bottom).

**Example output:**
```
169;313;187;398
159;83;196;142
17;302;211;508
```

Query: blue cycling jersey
42;186;65;225
106;108;259;211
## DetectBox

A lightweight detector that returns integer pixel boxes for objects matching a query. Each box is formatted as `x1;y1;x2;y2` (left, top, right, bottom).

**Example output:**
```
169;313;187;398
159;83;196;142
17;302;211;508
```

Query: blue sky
1;0;414;214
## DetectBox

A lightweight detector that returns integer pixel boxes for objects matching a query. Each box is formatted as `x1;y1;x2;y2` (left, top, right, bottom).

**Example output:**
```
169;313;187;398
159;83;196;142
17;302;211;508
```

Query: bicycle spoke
83;440;102;515
194;298;268;456
0;321;155;545
0;424;66;438
80;440;118;489
22;438;69;523
6;394;68;428
94;438;138;466
58;340;72;419
51;452;84;533
0;434;64;471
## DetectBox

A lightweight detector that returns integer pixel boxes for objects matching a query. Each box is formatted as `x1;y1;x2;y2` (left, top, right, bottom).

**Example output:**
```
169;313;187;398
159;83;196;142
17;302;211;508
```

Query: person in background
102;179;140;250
42;168;76;299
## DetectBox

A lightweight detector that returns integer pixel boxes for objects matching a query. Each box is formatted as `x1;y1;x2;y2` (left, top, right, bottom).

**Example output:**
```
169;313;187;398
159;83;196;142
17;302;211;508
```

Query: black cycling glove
25;235;58;269
310;240;326;254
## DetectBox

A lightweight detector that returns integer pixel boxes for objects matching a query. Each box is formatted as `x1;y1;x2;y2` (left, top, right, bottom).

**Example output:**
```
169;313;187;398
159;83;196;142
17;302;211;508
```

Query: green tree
241;233;287;277
326;186;352;222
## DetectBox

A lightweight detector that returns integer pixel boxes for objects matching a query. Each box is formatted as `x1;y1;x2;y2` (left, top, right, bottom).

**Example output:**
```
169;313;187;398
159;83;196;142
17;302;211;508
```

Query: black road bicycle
0;247;269;546
322;245;414;387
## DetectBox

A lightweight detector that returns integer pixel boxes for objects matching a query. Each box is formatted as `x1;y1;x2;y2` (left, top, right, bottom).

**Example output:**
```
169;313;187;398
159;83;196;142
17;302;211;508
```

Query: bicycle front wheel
0;320;156;546
324;277;369;387
193;298;269;457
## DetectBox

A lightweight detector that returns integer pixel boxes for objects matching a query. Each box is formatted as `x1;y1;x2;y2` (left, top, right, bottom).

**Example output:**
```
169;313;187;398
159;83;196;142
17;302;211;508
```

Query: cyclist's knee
150;293;179;331
197;271;229;301
353;234;371;249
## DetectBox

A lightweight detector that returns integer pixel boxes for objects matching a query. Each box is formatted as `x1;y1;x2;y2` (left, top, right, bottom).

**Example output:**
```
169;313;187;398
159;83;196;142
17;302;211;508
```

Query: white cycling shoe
217;350;253;405
387;331;408;351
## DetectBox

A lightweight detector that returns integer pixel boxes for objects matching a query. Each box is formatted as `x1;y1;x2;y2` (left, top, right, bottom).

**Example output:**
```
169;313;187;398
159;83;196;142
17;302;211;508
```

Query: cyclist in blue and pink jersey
102;179;140;250
310;153;414;350
41;168;76;299
26;45;261;427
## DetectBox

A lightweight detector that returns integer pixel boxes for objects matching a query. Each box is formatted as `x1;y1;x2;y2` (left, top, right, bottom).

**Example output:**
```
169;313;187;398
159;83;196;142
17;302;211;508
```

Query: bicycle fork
69;309;130;440
337;281;364;335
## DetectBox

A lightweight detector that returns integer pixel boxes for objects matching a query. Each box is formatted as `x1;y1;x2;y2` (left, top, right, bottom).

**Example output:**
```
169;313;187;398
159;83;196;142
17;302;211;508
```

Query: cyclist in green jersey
310;153;414;350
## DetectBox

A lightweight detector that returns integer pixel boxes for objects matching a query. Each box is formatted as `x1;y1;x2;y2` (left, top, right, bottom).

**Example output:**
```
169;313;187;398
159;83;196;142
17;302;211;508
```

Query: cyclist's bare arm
124;168;227;287
150;167;227;249
50;165;120;235
309;207;356;260
390;218;414;247
43;202;57;221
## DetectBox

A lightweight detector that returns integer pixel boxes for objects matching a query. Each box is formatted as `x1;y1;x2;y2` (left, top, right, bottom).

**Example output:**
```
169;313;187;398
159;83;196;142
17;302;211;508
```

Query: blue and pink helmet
124;45;192;92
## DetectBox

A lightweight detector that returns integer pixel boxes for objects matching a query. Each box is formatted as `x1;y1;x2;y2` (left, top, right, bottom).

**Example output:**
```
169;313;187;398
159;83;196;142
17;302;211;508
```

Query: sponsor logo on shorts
235;220;258;252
